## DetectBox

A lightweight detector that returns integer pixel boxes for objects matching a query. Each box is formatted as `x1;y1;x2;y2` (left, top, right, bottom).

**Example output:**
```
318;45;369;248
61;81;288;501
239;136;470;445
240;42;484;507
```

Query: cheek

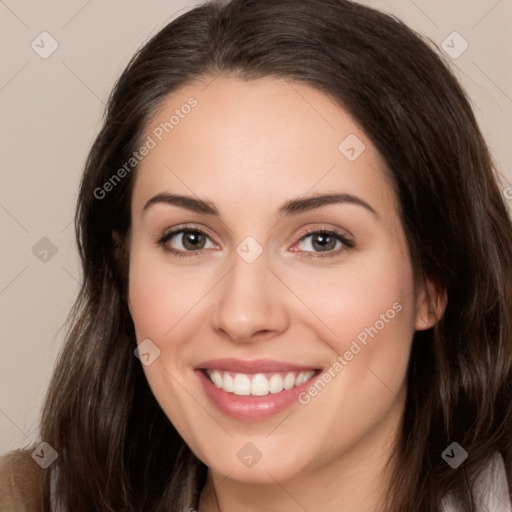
127;242;206;441
128;232;418;355
286;242;417;353
285;243;417;459
299;271;401;341
127;239;217;378
128;258;171;340
128;242;196;340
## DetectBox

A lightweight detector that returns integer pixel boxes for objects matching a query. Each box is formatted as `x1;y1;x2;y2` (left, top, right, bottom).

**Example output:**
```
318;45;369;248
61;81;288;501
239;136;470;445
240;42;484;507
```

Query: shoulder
477;451;512;511
0;449;41;512
442;451;512;512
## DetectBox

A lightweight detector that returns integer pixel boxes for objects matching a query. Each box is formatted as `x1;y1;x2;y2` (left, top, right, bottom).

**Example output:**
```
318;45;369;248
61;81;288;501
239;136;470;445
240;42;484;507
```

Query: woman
1;0;511;510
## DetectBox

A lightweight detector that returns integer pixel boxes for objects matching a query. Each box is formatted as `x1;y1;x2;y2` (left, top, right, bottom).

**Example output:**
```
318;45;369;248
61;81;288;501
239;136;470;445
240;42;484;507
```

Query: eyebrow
143;192;378;218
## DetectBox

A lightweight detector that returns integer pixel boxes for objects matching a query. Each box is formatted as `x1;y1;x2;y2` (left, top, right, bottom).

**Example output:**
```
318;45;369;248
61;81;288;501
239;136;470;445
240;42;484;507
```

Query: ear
414;276;447;331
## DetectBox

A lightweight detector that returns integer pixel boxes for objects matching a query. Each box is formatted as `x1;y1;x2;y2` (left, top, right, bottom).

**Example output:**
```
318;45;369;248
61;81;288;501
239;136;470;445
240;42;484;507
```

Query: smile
195;359;322;421
204;369;317;396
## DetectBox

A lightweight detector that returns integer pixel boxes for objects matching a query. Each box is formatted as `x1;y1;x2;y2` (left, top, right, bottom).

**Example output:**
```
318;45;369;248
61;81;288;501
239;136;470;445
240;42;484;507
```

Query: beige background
0;0;511;455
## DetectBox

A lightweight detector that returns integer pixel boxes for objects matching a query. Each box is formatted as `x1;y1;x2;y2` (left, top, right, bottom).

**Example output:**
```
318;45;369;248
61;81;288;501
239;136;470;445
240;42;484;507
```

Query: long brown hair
37;0;512;510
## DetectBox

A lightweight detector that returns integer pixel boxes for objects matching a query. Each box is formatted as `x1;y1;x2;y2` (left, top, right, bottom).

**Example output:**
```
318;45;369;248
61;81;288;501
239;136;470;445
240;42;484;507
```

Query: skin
126;75;446;512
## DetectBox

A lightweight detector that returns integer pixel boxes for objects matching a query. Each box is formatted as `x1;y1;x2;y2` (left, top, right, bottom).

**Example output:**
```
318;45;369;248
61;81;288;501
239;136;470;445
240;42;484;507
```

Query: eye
156;225;355;260
292;228;355;259
157;225;217;258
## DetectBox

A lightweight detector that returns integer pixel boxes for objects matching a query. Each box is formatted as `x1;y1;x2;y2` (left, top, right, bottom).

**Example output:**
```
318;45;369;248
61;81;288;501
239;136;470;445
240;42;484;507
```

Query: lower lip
196;369;319;421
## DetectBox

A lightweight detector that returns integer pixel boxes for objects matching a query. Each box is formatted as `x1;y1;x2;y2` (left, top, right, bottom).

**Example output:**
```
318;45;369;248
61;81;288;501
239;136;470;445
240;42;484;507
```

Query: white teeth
269;374;284;393
296;372;308;385
233;373;251;395
223;373;234;392
251;374;269;396
211;370;223;388
283;372;295;390
206;369;315;396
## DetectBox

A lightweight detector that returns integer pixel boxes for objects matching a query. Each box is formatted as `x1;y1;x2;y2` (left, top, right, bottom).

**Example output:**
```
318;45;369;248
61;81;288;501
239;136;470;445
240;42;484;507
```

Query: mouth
194;358;322;421
202;368;318;396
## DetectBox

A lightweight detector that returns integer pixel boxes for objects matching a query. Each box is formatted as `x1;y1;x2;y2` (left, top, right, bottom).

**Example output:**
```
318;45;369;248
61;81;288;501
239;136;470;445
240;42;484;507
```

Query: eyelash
156;224;355;260
296;227;355;259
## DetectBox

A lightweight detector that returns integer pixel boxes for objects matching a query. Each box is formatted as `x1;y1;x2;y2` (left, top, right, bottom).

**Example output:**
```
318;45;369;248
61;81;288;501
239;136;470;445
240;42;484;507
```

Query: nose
211;247;290;344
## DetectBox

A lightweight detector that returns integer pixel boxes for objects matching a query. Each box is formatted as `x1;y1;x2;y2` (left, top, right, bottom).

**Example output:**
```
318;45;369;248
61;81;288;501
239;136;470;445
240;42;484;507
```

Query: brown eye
178;230;207;251
157;227;216;257
293;229;355;259
309;233;338;251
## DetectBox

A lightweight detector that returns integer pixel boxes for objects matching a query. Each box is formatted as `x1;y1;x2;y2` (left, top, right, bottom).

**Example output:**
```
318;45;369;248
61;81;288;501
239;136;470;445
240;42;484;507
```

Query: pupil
184;231;204;250
313;234;335;251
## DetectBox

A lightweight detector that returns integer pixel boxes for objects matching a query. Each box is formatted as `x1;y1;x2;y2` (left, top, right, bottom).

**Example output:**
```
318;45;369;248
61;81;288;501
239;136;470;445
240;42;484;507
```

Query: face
127;76;440;485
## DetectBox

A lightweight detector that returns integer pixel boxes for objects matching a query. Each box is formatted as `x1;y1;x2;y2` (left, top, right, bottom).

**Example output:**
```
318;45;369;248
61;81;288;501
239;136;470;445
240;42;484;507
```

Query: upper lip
195;358;320;374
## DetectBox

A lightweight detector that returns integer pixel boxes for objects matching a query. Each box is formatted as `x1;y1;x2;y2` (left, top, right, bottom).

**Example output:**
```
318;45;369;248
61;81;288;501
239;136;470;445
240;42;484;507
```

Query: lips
195;358;322;421
196;357;320;374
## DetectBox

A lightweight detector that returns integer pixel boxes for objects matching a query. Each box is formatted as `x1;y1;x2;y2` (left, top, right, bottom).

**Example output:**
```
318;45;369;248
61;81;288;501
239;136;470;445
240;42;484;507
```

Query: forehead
131;75;397;221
